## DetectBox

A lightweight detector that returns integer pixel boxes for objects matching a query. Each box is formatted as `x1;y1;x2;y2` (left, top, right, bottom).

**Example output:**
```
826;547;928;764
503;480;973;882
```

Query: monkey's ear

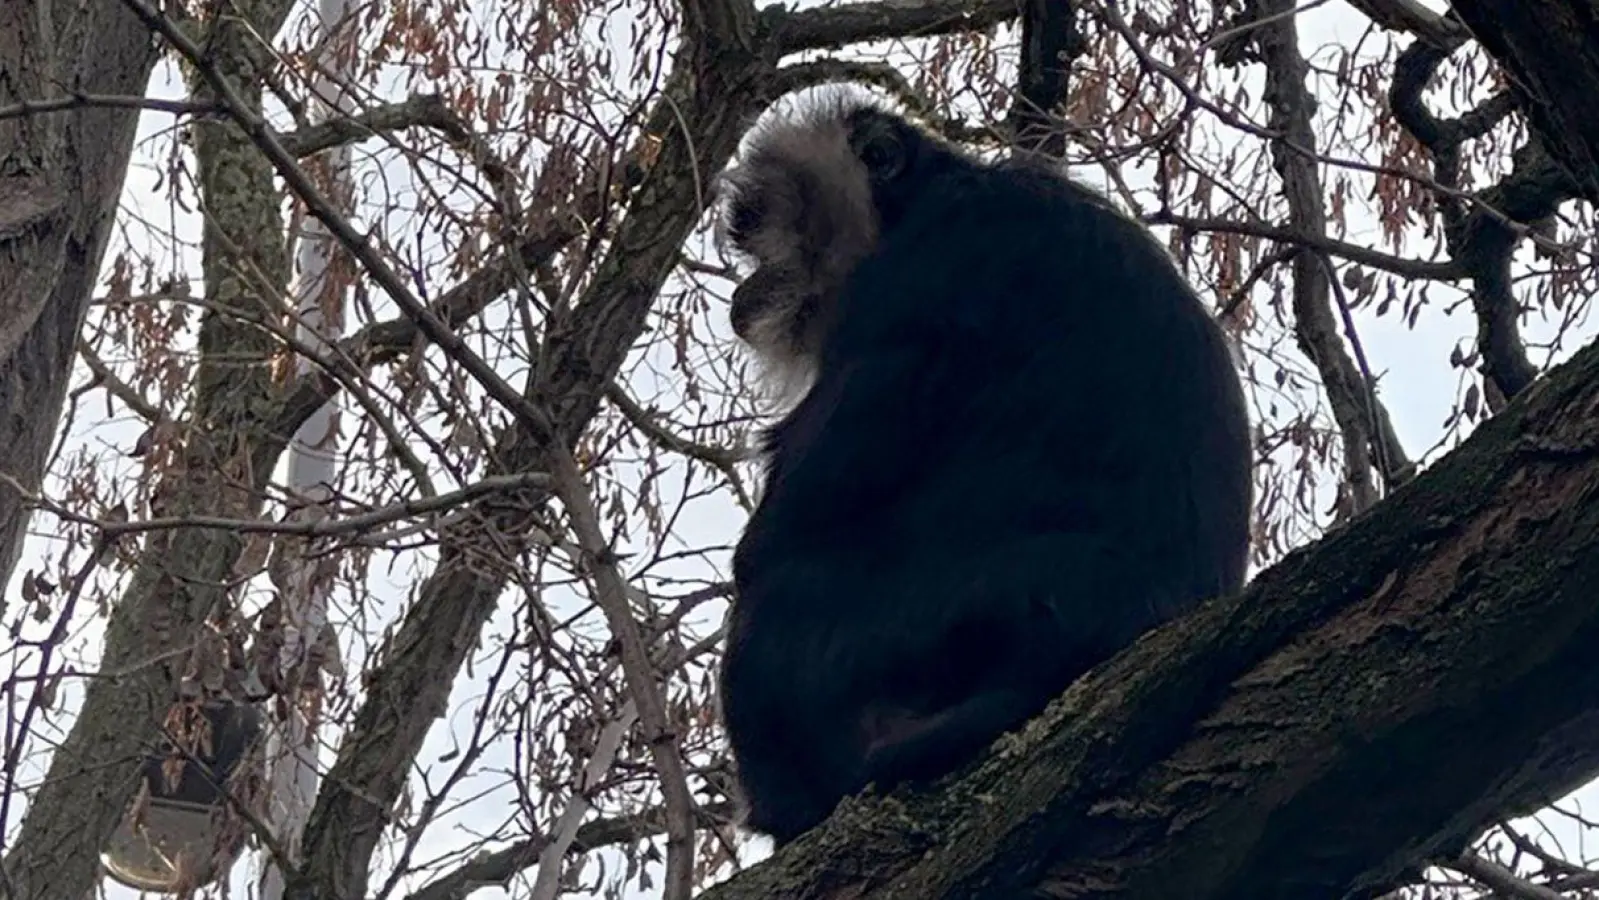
853;125;907;183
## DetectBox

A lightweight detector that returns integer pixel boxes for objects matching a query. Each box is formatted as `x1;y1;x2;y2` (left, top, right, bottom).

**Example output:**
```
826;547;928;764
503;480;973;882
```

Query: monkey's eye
728;198;764;243
858;133;906;182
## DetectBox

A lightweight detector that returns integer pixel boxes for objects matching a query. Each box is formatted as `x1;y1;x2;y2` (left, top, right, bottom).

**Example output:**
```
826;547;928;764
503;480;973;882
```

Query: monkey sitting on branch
714;88;1254;846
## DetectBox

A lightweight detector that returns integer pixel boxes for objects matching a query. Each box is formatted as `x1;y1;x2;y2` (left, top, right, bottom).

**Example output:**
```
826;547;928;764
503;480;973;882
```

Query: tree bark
0;4;300;897
0;2;160;607
1449;0;1599;200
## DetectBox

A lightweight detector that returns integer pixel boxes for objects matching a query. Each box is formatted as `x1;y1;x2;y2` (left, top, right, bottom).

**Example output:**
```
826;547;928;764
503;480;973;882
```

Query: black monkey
715;91;1253;846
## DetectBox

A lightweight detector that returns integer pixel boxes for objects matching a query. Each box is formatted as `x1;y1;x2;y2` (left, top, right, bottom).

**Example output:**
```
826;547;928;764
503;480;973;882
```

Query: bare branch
764;0;1020;55
1144;212;1464;283
278;93;455;158
401;802;735;900
604;381;754;508
530;703;641;900
550;446;697;900
12;471;551;541
0;93;222;122
75;340;163;422
1449;853;1566;900
771;58;928;115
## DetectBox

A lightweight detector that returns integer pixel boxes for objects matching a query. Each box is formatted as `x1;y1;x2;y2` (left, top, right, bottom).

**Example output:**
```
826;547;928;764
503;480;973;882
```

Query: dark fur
717;93;1254;846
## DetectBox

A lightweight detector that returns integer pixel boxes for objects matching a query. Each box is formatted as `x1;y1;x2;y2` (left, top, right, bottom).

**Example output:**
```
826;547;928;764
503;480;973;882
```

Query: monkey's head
716;91;940;395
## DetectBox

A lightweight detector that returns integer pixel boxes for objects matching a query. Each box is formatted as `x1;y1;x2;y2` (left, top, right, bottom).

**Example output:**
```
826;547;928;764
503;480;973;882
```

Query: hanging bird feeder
101;699;265;892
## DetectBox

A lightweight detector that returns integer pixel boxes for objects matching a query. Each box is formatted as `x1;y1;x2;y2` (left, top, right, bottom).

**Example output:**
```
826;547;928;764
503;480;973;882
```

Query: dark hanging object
101;700;265;892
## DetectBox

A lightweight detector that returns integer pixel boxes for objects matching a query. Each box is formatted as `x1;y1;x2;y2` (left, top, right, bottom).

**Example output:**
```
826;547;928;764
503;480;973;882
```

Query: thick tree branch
762;0;1020;55
277;93;455;158
697;323;1599;899
1007;0;1082;158
1450;0;1599;201
1251;0;1405;513
679;0;758;50
1343;0;1467;49
1450;852;1567;900
0;0;161;643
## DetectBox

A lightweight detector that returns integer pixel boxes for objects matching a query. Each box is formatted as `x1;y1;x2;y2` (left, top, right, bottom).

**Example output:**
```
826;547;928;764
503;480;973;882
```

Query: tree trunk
0;3;160;601
0;3;300;896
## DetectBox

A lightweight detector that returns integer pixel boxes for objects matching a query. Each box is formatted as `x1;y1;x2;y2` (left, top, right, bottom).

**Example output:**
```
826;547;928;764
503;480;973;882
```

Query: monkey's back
750;162;1250;603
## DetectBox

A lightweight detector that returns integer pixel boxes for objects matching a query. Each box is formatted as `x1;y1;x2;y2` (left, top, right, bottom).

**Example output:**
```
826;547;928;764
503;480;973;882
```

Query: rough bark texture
0;3;159;621
695;323;1599;899
0;4;298;898
0;8;163;894
1450;0;1599;200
